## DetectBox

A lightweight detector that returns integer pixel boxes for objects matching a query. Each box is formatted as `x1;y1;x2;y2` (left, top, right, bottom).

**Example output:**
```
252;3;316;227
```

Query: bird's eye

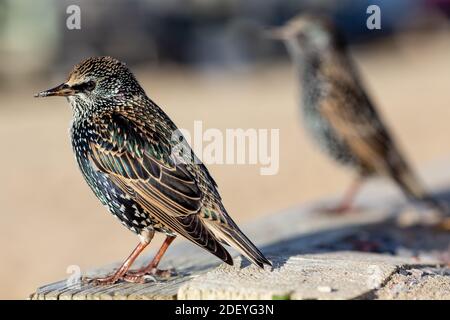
83;80;96;91
73;80;96;92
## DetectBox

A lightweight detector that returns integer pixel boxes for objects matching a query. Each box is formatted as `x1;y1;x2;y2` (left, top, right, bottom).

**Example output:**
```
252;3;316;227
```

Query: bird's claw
81;266;177;285
122;267;176;283
126;267;176;279
83;275;123;286
123;273;157;283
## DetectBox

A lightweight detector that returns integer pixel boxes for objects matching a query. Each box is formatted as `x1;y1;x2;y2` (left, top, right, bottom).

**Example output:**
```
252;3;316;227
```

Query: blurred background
1;0;450;299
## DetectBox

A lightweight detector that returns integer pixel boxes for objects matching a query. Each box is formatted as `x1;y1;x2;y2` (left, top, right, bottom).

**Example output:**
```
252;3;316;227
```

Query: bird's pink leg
86;240;150;285
325;177;363;214
125;235;176;281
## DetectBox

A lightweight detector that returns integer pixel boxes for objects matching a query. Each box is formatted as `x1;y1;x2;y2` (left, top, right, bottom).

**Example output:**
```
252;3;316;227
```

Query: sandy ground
1;30;450;299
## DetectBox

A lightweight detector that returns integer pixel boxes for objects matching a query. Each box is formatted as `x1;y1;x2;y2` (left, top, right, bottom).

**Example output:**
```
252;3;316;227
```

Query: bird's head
266;14;342;56
35;56;144;114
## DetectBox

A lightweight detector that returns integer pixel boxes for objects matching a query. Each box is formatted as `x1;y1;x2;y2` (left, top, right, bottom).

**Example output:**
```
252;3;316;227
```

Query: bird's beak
34;83;75;98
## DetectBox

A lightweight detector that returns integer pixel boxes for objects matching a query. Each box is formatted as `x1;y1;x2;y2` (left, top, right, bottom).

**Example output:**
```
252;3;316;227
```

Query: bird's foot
121;268;175;284
127;266;176;279
84;271;159;285
84;274;124;286
122;273;157;284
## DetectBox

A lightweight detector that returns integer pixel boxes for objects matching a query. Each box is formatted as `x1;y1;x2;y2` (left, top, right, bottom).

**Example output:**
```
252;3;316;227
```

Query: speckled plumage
274;15;446;212
36;56;270;284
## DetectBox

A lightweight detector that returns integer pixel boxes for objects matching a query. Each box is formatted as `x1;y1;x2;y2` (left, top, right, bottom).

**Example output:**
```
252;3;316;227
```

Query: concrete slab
178;252;428;300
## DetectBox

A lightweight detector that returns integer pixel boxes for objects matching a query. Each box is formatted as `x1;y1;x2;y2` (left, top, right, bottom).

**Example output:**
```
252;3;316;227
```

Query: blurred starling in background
35;56;270;285
269;15;448;217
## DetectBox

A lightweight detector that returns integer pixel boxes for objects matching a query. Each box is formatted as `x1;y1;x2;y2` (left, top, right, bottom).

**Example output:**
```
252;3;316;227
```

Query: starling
269;15;447;215
35;56;271;284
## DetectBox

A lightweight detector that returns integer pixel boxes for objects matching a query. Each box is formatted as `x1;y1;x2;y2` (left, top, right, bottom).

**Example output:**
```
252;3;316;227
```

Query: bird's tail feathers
204;219;272;269
203;236;234;266
391;166;448;215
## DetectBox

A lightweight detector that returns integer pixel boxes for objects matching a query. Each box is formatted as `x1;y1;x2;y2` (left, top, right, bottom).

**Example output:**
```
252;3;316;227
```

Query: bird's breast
300;83;359;169
69;124;164;235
